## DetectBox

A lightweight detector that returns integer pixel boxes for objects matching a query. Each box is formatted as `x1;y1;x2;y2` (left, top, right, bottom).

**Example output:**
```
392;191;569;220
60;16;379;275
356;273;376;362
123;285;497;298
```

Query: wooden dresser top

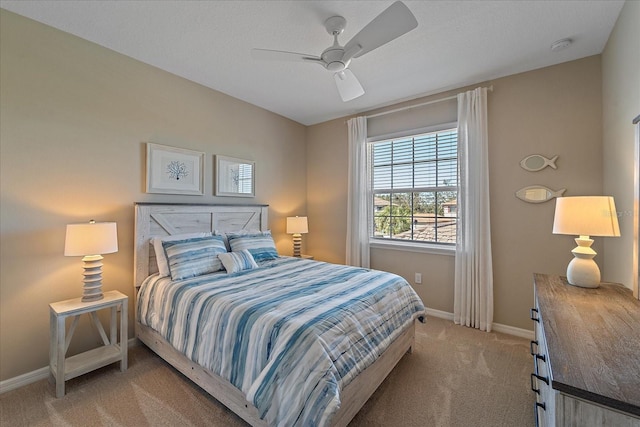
534;273;640;416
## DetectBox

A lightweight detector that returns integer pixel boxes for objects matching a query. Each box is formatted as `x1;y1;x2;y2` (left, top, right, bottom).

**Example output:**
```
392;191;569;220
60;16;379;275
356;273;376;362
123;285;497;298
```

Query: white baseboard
0;366;50;395
424;307;455;321
425;307;534;340
2;313;535;395
0;337;139;395
492;322;535;340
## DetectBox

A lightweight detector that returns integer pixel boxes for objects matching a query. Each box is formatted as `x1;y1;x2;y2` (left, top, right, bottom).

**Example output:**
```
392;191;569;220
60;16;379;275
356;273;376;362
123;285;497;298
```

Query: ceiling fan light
334;69;364;102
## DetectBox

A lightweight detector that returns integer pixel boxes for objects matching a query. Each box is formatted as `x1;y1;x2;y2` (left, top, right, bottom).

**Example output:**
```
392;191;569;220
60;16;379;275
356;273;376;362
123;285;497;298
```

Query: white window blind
371;128;458;244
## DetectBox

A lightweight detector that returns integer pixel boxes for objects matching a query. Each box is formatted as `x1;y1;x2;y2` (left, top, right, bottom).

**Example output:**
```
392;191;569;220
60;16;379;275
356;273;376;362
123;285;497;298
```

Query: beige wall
0;10;307;381
305;118;349;264
2;4;633;383
602;0;640;295
307;56;604;330
489;57;603;328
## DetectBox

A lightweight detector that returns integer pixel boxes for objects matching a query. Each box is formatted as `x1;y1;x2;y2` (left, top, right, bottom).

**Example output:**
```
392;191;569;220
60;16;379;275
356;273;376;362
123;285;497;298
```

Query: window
371;128;458;245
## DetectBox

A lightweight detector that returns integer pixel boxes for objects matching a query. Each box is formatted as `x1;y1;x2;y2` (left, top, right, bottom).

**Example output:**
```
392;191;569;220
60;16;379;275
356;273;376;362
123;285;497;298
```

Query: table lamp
286;216;308;257
64;220;118;301
552;196;620;288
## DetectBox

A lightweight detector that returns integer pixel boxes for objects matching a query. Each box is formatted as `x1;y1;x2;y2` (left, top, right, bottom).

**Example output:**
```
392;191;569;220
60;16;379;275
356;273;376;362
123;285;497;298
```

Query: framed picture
215;155;255;197
146;143;204;195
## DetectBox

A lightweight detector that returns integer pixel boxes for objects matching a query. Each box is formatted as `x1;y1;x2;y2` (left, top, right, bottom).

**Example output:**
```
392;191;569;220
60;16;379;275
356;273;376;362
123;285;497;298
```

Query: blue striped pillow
227;231;279;262
218;249;259;274
162;235;227;280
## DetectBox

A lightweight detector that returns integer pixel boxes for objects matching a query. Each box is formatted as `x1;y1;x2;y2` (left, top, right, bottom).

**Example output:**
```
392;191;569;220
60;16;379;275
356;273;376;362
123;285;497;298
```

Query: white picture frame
215;155;255;197
146;143;204;195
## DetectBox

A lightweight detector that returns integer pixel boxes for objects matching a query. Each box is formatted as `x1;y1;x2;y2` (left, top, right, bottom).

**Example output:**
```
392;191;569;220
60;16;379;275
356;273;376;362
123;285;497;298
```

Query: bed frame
133;203;416;427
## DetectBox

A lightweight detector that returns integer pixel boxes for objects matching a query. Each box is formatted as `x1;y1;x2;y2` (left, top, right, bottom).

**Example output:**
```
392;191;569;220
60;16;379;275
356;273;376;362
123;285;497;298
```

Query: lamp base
82;293;104;302
566;258;601;288
81;255;105;302
292;234;302;258
566;236;600;288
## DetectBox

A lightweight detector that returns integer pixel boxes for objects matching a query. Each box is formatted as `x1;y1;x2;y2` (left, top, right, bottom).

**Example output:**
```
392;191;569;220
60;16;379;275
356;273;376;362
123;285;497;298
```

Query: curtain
346;116;371;268
454;87;494;332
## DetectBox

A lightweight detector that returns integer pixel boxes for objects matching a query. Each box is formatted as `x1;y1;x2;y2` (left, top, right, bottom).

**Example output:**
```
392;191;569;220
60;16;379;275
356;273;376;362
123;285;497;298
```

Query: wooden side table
49;290;128;397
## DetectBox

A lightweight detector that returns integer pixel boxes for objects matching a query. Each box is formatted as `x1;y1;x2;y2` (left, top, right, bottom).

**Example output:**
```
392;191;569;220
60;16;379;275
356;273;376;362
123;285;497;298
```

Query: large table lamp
552;196;620;288
286;216;308;257
64;220;118;301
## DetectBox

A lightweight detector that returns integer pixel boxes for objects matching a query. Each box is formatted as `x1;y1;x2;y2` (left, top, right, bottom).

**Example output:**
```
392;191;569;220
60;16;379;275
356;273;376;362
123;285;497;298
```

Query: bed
134;203;425;427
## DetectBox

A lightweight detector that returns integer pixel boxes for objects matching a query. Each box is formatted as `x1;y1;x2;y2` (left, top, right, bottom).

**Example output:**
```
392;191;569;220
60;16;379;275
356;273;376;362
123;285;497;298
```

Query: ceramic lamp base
81;255;105;301
566;236;600;288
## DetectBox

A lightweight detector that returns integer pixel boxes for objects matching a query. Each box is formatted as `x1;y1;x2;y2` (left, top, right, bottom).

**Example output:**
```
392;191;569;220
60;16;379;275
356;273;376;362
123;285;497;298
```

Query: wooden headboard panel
134;203;269;289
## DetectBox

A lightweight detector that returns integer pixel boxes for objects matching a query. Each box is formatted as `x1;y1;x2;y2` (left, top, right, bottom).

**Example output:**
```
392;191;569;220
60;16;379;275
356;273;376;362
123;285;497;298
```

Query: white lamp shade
64;221;118;256
286;216;308;234
553;196;620;237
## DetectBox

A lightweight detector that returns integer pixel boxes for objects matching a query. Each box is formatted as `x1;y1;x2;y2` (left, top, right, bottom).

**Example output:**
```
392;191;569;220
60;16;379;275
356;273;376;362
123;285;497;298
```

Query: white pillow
218;249;259;274
152;232;211;277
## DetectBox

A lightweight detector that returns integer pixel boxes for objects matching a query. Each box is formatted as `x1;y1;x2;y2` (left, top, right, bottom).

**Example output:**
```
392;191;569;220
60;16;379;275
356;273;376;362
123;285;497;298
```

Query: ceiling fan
251;1;418;102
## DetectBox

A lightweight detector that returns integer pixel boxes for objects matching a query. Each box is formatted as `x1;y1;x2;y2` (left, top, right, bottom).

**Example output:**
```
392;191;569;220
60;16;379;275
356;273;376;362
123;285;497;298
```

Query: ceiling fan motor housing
322;47;348;72
322;16;349;72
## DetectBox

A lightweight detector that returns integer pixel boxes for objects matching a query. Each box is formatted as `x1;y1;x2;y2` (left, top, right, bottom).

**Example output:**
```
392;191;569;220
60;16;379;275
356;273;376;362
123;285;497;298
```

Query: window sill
369;240;455;256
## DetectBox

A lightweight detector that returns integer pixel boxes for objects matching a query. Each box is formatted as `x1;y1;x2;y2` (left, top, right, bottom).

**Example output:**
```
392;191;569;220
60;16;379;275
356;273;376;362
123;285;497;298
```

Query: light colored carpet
0;317;535;427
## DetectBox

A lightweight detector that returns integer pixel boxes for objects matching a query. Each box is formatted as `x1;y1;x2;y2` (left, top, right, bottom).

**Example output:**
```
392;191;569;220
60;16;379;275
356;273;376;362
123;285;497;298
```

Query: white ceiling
0;0;624;126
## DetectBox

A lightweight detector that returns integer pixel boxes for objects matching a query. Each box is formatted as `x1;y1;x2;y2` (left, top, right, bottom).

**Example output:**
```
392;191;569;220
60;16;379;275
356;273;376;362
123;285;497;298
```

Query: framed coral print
146;143;204;195
215;155;255;197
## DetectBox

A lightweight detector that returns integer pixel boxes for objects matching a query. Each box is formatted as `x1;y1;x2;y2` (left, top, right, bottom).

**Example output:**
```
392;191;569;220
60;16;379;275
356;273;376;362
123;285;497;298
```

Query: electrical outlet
414;273;422;284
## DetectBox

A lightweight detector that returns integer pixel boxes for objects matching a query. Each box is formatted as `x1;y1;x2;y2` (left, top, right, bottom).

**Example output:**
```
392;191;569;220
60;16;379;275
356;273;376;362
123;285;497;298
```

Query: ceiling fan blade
251;48;322;63
334;69;365;102
343;1;418;59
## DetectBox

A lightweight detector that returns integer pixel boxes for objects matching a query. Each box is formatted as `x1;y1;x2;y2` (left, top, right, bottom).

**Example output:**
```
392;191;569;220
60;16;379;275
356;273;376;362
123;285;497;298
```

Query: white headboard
134;203;269;289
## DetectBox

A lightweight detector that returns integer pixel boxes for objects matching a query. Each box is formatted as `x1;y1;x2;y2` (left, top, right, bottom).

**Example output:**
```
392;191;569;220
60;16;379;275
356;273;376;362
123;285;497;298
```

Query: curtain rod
365;85;494;120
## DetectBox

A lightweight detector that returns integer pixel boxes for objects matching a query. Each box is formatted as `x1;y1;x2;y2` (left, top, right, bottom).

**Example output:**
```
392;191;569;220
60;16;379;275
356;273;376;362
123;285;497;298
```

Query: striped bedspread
137;257;425;426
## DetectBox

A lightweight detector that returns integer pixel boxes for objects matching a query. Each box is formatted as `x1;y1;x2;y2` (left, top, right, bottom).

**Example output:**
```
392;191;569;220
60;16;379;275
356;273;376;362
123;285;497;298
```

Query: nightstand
49;290;128;397
301;254;314;260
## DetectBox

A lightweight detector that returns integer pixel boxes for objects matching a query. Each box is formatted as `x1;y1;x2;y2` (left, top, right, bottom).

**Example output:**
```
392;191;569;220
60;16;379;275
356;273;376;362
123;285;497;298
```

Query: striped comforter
137;257;425;426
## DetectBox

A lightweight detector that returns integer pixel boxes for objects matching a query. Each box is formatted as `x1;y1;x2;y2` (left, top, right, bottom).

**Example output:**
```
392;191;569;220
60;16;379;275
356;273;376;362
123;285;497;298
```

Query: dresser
530;273;640;427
